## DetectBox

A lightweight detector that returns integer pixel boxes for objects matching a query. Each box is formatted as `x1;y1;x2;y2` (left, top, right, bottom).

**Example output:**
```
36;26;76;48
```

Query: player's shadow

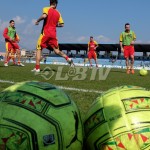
110;70;126;74
40;68;57;72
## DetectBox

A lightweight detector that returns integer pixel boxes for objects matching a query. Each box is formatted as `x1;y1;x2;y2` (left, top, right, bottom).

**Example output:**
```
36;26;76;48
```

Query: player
87;36;99;68
32;0;74;72
3;20;24;66
120;23;136;74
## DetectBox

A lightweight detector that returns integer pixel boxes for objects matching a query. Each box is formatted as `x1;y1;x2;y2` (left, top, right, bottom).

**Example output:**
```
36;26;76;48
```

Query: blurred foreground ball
84;85;150;150
140;68;148;76
0;81;83;150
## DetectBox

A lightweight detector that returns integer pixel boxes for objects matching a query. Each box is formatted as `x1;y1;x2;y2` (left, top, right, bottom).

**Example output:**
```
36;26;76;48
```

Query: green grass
0;62;150;119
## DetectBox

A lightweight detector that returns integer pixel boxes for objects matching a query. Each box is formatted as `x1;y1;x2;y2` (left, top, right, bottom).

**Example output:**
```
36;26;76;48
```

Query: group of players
2;0;136;74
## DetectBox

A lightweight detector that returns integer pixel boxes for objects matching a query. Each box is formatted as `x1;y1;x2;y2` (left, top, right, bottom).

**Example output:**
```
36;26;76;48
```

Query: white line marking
58;86;103;94
0;80;15;84
0;79;103;94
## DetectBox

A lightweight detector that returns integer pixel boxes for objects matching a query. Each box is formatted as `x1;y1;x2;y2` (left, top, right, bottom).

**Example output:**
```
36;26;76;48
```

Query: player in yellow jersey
120;23;136;74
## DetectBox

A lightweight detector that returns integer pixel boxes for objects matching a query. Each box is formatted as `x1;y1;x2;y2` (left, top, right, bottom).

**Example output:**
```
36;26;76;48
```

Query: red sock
7;57;11;63
18;61;20;64
12;58;16;64
65;56;69;61
36;65;40;70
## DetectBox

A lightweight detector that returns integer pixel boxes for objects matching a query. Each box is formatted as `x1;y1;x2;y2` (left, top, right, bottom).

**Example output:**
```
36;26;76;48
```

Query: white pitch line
0;79;103;94
58;86;103;94
0;80;15;84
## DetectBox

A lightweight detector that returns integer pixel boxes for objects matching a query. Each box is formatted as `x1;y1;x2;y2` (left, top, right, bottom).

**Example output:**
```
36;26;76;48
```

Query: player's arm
95;45;99;49
119;33;124;52
95;41;99;49
120;41;124;52
130;32;136;45
3;28;12;41
57;13;64;27
56;23;64;27
35;14;47;25
87;42;90;51
15;33;20;43
35;7;49;25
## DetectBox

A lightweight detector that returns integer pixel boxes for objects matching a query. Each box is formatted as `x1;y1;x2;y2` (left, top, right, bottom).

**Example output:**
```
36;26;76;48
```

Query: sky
0;0;150;50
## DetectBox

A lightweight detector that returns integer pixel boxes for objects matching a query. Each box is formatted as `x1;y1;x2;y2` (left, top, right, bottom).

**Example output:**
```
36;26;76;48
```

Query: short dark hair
50;0;58;5
90;36;93;38
125;23;130;27
9;20;15;23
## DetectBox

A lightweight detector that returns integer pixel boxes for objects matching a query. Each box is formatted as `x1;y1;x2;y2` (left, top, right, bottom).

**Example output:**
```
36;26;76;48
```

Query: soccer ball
84;85;150;150
140;68;148;76
0;81;83;150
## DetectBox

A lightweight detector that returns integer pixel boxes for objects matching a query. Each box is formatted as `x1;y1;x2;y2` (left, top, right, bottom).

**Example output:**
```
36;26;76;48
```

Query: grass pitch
0;62;150;119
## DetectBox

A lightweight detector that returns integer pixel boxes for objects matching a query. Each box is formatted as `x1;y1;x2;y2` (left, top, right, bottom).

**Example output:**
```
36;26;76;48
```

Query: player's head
9;20;15;28
90;36;93;41
125;23;130;32
50;0;58;8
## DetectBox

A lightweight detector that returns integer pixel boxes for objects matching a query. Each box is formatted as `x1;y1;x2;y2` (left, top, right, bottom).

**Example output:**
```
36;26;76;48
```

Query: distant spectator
0;55;3;60
44;57;47;64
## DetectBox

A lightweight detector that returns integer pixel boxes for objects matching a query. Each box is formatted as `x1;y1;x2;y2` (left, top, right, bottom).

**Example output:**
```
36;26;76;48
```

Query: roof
48;44;150;52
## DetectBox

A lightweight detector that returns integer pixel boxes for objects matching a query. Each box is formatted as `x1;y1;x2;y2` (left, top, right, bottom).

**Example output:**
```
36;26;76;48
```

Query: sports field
0;62;149;119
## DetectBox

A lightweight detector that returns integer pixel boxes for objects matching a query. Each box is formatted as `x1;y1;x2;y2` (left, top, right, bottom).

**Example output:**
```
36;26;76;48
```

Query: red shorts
37;34;58;50
6;42;20;52
88;51;97;59
124;46;134;58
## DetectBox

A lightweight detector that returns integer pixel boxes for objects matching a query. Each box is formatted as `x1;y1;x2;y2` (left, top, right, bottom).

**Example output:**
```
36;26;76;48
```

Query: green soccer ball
84;85;150;150
140;68;148;76
0;81;83;150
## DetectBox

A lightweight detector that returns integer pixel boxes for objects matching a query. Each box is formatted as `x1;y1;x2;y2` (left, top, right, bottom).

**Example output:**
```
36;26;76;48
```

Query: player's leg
31;34;45;72
130;56;134;74
6;49;16;64
12;55;16;65
4;51;9;66
88;51;92;68
94;58;98;68
12;43;24;66
16;49;20;64
125;58;130;73
49;38;74;66
15;49;24;66
36;50;42;69
124;46;130;74
83;58;88;66
53;47;74;65
7;52;12;64
11;49;16;65
130;46;135;74
93;52;98;68
31;50;42;72
89;59;92;68
4;42;10;66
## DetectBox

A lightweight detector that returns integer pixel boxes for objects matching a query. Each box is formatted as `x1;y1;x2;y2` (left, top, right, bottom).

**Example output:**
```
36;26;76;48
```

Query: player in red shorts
32;0;74;72
120;23;136;74
87;36;99;68
3;20;24;67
